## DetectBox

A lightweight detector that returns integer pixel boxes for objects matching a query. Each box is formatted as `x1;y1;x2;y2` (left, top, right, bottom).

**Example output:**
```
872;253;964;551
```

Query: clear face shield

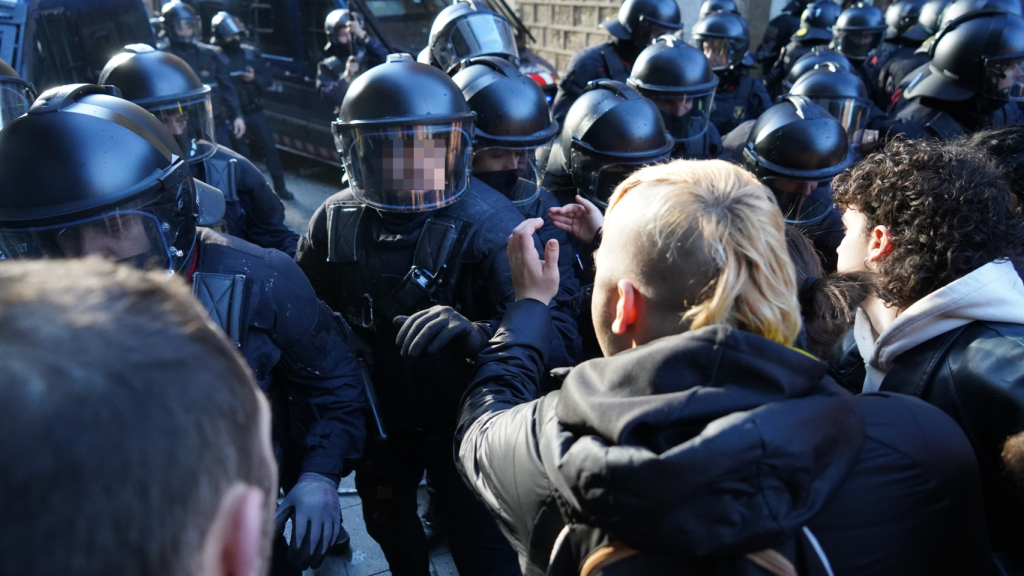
831;29;884;60
699;38;735;70
0;81;37;130
651;91;716;142
472;145;544;205
146;93;216;162
983;57;1024;102
808;96;870;151
436;14;519;72
570;145;670;209
333;120;474;212
763;177;833;225
0;168;197;273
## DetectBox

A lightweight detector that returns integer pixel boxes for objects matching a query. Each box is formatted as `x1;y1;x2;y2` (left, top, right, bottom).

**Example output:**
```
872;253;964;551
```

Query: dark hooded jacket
457;300;992;576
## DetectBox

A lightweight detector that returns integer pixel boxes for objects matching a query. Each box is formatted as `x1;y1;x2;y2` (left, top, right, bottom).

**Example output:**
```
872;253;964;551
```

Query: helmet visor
808;97;869;148
0;207;187;272
763;178;833;225
169;18;200;42
983;57;1024;102
441;14;518;71
700;38;733;70
570;147;669;209
146;94;216;160
652;92;716;141
0;83;36;130
333;121;474;212
832;30;884;59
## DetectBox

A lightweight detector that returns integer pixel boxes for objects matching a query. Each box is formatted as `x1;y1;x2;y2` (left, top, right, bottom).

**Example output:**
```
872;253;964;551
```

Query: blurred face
836;207;871;272
54;214;154;262
770;178;819;197
472;148;521;172
226;33;241;43
701;38;730;69
994;59;1024;91
173;20;194;40
335;26;352;45
653;95;694;117
159;111;188;136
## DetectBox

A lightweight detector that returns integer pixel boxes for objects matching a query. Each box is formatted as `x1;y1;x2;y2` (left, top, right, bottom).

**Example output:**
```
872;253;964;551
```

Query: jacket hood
855;259;1024;392
545;325;864;556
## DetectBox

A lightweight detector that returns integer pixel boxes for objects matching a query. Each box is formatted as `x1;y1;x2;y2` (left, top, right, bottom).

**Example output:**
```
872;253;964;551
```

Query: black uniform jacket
457;301;993;576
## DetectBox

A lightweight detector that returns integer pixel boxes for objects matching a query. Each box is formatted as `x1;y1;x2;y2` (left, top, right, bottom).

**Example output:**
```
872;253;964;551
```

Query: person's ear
201;484;268;576
867;225;893;264
611;280;638;335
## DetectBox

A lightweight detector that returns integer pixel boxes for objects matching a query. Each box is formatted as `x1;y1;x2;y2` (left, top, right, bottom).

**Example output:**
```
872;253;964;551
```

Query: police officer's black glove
394;305;491;358
273;472;341;570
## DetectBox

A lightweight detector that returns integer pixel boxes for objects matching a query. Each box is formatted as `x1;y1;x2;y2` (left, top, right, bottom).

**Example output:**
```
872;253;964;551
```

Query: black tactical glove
394;305;491;358
273;472;340;570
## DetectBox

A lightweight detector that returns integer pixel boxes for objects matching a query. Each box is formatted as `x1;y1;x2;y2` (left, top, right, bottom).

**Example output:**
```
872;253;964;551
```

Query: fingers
294;517;310;552
543;239;560;275
394;310;424;349
307;519;324;558
405;317;446;357
576;195;600;215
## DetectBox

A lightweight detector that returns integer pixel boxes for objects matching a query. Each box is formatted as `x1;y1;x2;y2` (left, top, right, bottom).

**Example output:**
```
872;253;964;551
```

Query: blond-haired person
455;159;992;576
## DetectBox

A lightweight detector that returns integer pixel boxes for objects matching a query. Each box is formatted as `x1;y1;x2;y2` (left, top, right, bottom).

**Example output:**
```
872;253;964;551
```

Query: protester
829;136;1024;567
0;258;277;576
458;159;992;576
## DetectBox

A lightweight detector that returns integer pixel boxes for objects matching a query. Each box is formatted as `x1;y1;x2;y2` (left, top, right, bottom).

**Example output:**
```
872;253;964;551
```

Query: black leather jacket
830;322;1024;562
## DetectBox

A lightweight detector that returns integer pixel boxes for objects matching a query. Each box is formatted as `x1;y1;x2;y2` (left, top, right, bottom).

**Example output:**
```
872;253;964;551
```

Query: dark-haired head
963;124;1024;209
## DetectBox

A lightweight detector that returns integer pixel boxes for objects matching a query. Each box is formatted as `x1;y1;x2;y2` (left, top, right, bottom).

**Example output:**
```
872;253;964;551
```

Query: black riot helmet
743;95;852;224
600;0;684;47
789;63;872;151
428;1;519;73
558;80;673;209
324;9;366;51
691;11;751;70
0;58;37;131
210;11;246;44
99;45;217;164
333;54;476;212
793;1;844;42
628;36;718;145
905;10;1024;102
783;46;852;90
885;0;928;42
699;0;740;19
161;1;201;46
939;0;1022;28
0;84;224;273
918;0;954;32
452;56;558;204
830;4;887;63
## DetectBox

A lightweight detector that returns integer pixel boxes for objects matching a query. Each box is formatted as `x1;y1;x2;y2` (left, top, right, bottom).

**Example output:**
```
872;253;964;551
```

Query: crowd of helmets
0;0;1022;573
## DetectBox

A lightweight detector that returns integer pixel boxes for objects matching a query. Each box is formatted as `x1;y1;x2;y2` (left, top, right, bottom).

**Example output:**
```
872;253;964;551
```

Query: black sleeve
262;248;367;478
251;47;273;91
214;54;243;119
538;195;583;369
362;36;389;69
236;159;299;256
295;200;343;311
551;50;600;126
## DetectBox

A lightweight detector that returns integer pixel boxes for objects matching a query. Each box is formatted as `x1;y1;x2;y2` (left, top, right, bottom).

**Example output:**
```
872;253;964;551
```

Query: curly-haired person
828;136;1024;568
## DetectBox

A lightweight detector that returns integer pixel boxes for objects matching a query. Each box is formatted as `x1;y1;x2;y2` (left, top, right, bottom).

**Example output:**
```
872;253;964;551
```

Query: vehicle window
31;4;154;92
251;0;293;57
299;0;334;69
361;0;449;53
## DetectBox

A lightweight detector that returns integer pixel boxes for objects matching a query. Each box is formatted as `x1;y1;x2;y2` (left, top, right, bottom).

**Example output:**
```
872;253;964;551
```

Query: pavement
254;151;460;576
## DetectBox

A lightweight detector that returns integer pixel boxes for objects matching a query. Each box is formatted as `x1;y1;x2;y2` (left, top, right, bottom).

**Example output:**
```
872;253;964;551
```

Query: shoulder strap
203;156;238;201
192;272;250;347
326;201;366;263
376;216;468;320
600;49;628;82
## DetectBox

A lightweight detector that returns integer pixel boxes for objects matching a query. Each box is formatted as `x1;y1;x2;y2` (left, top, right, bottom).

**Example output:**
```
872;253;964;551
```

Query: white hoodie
855;259;1024;392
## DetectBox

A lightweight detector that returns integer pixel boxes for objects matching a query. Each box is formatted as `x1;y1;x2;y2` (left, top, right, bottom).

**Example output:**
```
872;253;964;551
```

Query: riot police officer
627;36;724;159
739;95;853;271
451;55;582;371
427;1;520;74
295;54;523;576
876;0;950;108
782;45;853;93
829;3;887;100
209;11;292;200
317;9;388;108
755;0;810;75
99;46;299;256
550;0;683;124
0;84;367;574
0;58;36;130
866;0;929;108
764;1;843;95
896;10;1024;139
160;1;246;149
691;11;772;136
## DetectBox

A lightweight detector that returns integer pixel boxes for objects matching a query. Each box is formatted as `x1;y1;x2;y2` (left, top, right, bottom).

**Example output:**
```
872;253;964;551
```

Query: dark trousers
234;110;287;189
356;429;521;576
